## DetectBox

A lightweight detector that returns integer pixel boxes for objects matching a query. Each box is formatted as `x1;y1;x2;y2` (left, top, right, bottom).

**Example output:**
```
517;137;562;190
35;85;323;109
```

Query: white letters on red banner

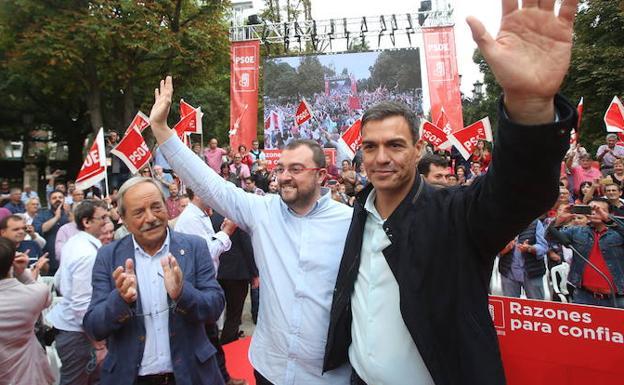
338;119;362;159
447;117;493;160
435;108;453;135
75;127;107;190
605;96;624;133
123;111;150;135
295;98;313;126
175;99;203;136
230;40;260;150
420;120;450;150
111;127;152;174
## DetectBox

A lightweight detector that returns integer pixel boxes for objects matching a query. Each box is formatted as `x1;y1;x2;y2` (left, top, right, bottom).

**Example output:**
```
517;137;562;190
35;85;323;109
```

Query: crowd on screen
263;86;424;150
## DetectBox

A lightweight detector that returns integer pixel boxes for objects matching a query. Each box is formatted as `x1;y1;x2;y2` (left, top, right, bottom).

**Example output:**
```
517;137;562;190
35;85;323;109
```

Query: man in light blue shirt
149;77;353;385
46;199;109;385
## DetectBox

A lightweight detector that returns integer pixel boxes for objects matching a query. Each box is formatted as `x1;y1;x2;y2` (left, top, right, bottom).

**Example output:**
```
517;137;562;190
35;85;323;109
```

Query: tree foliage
368;49;422;92
0;0;230;176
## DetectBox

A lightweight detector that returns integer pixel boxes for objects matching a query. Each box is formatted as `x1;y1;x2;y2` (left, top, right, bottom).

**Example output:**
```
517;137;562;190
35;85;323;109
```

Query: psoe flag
420;120;450;150
177;99;203;135
447;117;492;160
295;98;314;126
111;127;152;174
337;119;362;160
123;111;150;135
75;127;107;190
605;96;624;133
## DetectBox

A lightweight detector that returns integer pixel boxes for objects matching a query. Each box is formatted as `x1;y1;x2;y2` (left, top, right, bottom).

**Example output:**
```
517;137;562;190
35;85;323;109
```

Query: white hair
117;177;165;217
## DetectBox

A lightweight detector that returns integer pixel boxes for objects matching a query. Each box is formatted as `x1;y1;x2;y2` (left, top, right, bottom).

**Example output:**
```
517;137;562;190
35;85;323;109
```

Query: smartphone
571;205;592;215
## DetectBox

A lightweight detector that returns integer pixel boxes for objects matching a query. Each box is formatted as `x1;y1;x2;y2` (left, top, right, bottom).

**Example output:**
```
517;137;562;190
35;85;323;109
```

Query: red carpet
223;336;255;385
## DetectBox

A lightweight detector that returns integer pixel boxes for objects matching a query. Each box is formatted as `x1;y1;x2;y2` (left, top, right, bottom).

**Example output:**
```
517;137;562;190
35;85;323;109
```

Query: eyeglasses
274;165;322;176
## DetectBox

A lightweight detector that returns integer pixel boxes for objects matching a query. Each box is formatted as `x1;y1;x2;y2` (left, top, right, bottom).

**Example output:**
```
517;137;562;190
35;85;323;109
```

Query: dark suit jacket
324;96;577;385
83;230;225;385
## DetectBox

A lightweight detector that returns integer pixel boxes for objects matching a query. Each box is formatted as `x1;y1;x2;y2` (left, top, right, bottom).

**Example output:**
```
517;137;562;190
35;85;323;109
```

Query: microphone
547;226;617;308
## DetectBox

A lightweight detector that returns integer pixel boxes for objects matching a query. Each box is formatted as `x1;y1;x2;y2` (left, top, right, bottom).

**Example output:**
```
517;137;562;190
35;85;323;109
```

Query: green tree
562;0;624;153
368;50;422;92
0;0;230;176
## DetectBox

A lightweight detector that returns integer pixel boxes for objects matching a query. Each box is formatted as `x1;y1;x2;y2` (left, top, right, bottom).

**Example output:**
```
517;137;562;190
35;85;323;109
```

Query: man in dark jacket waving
324;1;580;384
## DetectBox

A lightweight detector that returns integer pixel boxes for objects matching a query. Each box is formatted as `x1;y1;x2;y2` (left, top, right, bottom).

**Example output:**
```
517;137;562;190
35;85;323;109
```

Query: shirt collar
80;230;103;249
186;202;207;217
363;188;385;222
132;228;170;257
284;187;331;217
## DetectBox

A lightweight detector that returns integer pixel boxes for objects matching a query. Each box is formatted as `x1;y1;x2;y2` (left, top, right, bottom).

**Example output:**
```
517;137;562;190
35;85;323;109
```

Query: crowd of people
263;87;423;151
0;1;615;385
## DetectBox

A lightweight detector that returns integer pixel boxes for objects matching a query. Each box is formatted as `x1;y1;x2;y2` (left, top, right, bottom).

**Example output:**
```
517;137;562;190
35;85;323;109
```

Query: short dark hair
589;197;611;211
50;189;65;198
418;154;449;176
74;199;108;231
0;215;24;231
361;101;419;143
186;188;195;201
284;139;326;168
0;237;16;278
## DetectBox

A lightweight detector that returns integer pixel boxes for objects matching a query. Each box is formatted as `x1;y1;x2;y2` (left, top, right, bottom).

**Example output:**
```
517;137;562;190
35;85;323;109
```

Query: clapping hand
113;259;137;304
12;250;30;277
31;252;49;280
161;254;183;301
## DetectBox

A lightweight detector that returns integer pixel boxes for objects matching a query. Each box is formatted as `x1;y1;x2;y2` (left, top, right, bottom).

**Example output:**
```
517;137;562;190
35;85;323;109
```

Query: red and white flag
124;111;150;135
447;117;492;160
571;97;583;146
111;127;152;174
75;127;107;190
175;99;203;136
265;111;282;132
605;96;624;133
435;107;453;135
337;119;362;159
420;120;451;150
295;98;314;126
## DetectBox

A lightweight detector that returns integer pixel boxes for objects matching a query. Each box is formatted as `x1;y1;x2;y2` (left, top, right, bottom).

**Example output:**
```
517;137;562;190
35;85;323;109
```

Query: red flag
435;108;453;135
180;99;195;118
175;100;203;136
295;98;313;126
337;119;362;159
447;117;492;160
571;97;583;146
420;120;450;150
75;127;107;190
111;127;152;174
605;96;624;133
123;111;150;135
348;95;362;110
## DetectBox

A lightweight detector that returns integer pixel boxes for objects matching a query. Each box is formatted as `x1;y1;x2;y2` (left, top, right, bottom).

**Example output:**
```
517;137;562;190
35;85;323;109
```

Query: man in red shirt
555;198;624;308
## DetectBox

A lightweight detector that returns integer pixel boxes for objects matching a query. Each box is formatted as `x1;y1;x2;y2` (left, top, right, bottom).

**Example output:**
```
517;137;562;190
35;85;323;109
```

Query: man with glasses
148;78;353;384
83;177;225;385
46;199;110;385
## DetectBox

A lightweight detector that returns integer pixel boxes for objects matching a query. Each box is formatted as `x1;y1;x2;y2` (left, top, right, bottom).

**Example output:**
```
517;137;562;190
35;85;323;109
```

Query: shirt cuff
213;231;232;252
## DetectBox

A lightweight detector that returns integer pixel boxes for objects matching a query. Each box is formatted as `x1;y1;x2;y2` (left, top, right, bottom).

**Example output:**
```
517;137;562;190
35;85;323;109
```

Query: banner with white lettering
489;295;624;385
295;98;313;126
605;96;624;133
123;111;150;135
230;40;260;151
337;119;362;160
110;127;152;174
420;120;450;150
176;99;203;135
75;127;107;190
447;117;492;160
423;27;463;134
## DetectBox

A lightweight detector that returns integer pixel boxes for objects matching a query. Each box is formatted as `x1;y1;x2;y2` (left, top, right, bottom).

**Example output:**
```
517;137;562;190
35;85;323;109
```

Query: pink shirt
203;147;227;173
571;165;602;194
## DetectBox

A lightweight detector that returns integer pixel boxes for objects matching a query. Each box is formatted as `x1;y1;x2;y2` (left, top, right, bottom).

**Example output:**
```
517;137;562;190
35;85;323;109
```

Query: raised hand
161;254;183;301
149;76;174;143
467;0;578;124
31;252;49;280
113;258;137;304
12;250;30;277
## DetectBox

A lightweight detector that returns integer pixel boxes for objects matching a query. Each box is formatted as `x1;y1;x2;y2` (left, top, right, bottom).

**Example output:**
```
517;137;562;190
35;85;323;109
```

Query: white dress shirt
132;231;174;375
161;135;352;385
46;231;101;332
174;202;231;270
349;190;435;385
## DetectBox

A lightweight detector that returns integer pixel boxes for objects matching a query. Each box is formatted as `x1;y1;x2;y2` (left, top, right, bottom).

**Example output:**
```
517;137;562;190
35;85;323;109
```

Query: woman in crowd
355;163;368;188
455;165;467;186
575;181;599;204
607;158;624;189
471;140;492;170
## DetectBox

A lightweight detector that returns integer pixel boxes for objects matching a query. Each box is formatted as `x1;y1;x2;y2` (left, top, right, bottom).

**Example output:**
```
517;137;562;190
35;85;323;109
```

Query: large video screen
263;49;424;150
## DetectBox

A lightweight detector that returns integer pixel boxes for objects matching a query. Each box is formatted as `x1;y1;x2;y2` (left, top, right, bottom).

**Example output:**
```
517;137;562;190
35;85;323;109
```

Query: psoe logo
428;43;449;52
488;299;506;330
234;55;256;65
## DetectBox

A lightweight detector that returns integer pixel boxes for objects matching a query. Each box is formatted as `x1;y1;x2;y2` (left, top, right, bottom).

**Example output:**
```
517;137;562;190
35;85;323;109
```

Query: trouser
218;279;249;345
501;274;545;300
573;288;624;308
250;286;259;324
55;330;99;385
254;370;275;385
206;323;230;382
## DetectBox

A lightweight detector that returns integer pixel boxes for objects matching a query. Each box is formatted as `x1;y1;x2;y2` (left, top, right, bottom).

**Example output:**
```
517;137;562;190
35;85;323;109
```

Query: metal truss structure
229;9;455;53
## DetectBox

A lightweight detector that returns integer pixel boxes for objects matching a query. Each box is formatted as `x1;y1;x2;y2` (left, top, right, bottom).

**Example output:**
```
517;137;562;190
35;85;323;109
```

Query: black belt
581;287;624;299
136;373;175;385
